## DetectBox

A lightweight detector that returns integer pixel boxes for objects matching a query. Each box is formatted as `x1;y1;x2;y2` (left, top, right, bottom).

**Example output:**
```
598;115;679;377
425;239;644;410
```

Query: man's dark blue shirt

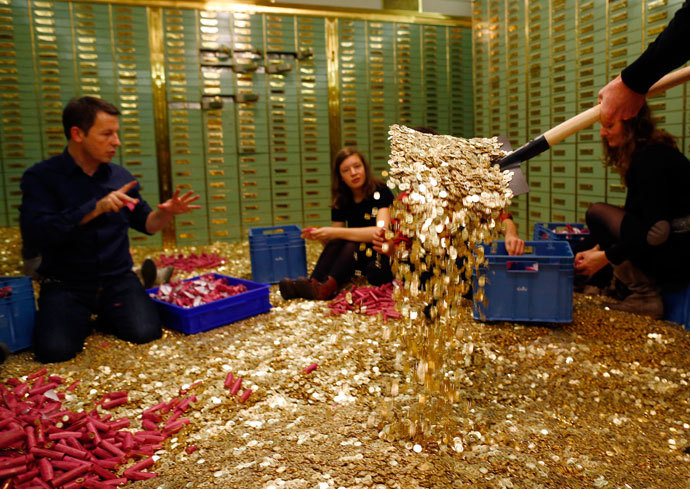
20;149;153;281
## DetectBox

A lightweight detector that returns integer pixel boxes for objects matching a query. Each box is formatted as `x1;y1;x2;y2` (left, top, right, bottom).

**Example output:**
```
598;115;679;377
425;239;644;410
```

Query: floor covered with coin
1;228;689;489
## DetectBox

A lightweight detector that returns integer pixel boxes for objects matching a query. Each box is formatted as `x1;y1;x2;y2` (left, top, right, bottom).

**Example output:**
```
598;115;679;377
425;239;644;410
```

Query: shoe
609;277;631;301
141;259;157;289
279;277;299;300
0;342;9;364
157;265;174;285
582;285;601;296
313;276;339;300
294;276;340;300
22;255;42;280
605;294;663;320
605;261;663;319
294;277;318;300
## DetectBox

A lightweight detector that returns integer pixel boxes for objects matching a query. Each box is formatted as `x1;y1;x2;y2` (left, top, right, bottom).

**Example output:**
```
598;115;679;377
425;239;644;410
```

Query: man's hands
97;180;139;214
598;75;645;122
81;181;139;225
146;188;201;234
80;181;202;234
157;188;201;216
574;245;609;276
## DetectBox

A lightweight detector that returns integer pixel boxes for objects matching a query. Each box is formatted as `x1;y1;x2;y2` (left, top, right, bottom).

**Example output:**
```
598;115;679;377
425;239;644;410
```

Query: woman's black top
606;142;690;264
331;183;394;228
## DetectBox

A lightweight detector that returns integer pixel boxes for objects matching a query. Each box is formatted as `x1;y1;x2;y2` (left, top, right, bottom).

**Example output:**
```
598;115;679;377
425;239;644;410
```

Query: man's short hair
62;96;120;140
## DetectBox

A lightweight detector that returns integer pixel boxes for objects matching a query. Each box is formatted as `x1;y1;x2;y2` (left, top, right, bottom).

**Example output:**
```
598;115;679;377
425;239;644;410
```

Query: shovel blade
496;135;530;197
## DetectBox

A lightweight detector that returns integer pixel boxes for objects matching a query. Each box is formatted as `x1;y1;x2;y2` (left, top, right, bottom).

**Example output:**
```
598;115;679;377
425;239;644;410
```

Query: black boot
0;342;9;364
141;258;157;289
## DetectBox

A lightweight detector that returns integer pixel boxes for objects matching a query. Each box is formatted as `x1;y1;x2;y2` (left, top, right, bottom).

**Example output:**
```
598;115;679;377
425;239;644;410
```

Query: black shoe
279;277;299;300
141;259;157;289
0;342;9;364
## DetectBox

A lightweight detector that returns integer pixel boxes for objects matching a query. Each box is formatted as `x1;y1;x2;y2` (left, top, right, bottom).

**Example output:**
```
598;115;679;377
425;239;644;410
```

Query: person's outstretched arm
599;1;690;121
145;188;201;234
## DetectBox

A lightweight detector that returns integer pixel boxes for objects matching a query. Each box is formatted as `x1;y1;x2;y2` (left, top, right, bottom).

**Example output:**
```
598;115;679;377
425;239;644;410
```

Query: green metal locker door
164;8;208;246
297;16;330;226
367;21;395;177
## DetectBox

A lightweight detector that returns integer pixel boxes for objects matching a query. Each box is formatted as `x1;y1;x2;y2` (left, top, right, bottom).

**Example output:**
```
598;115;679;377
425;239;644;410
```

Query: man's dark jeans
34;271;162;363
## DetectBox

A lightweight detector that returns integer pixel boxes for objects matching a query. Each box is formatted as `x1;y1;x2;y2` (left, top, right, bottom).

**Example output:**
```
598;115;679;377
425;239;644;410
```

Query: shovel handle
544;65;690;146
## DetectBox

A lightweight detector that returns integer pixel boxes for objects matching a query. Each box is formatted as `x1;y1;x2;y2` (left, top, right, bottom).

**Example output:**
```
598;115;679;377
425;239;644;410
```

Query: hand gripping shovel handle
498;65;690;168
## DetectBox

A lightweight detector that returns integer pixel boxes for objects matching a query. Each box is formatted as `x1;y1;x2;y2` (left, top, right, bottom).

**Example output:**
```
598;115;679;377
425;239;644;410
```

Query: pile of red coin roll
326;283;401;323
0;367;196;488
154;253;225;273
151;274;247;308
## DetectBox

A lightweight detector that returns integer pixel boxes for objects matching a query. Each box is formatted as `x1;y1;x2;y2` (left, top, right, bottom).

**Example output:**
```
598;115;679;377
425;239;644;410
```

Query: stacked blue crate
248;225;307;284
533;222;589;252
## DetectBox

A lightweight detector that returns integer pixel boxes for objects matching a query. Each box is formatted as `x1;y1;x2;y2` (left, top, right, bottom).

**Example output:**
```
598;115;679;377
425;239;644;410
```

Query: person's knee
33;292;91;363
116;300;162;344
114;306;162;344
121;323;162;344
647;220;670;246
585;202;606;226
102;277;162;344
33;335;82;364
366;265;393;286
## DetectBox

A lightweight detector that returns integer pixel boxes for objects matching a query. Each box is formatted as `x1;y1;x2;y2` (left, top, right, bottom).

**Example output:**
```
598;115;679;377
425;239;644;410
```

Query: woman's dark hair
331;147;383;209
603;102;677;181
62;96;120;140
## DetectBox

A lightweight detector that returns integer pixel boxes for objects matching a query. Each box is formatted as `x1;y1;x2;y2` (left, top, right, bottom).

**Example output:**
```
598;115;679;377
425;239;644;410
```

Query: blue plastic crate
662;282;690;330
248;225;307;284
148;274;271;335
0;276;34;295
473;241;574;323
0;276;36;352
533;222;589;251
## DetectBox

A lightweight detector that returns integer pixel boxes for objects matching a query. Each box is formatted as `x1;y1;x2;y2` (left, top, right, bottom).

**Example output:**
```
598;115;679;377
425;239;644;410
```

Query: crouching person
20;96;201;363
575;103;690;319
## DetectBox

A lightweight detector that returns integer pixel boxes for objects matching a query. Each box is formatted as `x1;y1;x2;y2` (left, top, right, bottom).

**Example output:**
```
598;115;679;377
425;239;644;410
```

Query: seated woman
575;102;690;319
280;148;394;300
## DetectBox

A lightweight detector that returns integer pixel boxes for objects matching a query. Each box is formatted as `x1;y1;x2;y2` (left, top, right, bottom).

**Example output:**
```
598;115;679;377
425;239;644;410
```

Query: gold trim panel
44;0;470;26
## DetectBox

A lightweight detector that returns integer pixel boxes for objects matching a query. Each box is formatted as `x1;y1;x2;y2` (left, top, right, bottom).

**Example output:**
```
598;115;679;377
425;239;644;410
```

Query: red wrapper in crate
147;274;271;334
